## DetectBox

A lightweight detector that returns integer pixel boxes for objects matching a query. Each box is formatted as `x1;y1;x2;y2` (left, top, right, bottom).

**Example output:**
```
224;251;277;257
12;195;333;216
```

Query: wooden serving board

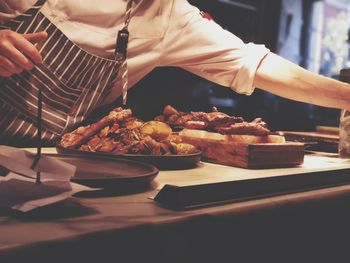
178;129;305;169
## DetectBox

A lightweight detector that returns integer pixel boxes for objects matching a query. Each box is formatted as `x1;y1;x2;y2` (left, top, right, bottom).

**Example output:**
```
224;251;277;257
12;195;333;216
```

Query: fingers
0;30;48;77
23;31;48;44
0;65;13;77
1;42;34;70
0;54;23;74
13;33;45;65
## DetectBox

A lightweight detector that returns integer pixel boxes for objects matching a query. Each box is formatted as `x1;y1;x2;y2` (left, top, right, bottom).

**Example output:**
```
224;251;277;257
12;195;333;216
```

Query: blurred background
125;0;350;132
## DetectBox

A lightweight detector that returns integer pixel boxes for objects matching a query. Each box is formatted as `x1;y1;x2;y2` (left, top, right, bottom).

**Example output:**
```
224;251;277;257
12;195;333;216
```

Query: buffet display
59;107;199;156
58;105;304;169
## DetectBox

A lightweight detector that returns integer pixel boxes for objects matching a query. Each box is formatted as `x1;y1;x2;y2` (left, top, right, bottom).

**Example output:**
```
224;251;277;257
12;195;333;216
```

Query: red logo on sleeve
200;11;213;21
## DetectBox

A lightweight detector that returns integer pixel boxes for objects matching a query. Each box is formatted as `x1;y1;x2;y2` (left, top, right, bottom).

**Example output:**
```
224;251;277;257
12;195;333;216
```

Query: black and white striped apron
0;0;132;146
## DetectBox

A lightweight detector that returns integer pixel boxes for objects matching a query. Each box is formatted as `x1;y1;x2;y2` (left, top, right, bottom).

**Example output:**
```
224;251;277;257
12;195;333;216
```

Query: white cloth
0;0;270;102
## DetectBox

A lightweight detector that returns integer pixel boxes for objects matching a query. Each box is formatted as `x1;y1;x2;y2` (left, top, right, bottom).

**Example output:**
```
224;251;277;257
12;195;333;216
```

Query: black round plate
56;147;202;170
47;154;159;189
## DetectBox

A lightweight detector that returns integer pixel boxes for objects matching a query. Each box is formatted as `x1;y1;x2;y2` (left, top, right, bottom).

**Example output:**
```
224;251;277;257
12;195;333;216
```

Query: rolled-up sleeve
160;0;270;95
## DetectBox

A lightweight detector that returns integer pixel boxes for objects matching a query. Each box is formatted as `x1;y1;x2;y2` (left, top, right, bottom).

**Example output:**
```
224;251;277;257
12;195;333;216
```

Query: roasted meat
155;105;269;136
214;118;270;135
59;107;132;148
59;107;199;156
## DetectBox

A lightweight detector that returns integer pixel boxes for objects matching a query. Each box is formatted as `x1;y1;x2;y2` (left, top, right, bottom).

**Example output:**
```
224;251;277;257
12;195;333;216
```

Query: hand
0;30;48;77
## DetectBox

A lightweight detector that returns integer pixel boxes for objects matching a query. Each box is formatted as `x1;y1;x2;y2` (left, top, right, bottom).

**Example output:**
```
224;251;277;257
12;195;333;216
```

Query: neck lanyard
115;0;134;105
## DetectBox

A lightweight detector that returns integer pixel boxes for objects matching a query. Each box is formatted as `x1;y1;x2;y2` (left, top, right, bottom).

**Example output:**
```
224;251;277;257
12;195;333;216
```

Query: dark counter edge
154;167;350;210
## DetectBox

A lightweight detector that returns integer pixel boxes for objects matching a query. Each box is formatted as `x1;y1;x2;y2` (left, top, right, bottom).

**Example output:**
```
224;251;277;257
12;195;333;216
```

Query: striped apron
0;0;132;147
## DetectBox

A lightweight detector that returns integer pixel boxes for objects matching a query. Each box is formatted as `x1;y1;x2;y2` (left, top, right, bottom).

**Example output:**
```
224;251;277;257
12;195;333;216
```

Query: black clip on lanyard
115;0;132;59
115;28;129;60
115;0;133;106
115;27;130;107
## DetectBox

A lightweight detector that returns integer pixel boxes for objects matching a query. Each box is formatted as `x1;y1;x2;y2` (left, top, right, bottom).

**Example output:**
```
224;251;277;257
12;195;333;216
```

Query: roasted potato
171;142;199;155
141;121;172;141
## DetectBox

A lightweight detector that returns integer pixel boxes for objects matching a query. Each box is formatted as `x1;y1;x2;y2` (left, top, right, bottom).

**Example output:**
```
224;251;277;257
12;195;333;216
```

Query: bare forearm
254;52;350;110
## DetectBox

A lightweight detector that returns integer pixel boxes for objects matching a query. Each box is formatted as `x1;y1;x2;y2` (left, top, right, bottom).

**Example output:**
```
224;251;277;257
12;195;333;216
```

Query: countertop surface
2;148;350;262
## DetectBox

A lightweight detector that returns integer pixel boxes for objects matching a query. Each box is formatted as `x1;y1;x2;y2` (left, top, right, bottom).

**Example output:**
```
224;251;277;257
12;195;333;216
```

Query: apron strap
124;0;133;29
34;0;47;7
115;0;134;105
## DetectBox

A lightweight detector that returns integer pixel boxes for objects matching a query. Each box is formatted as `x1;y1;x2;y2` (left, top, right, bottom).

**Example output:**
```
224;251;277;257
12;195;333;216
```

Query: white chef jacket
0;0;270;104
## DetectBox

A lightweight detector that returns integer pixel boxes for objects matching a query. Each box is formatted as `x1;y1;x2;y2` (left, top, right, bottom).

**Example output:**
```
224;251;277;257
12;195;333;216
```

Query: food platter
48;154;159;189
56;146;202;170
178;129;305;169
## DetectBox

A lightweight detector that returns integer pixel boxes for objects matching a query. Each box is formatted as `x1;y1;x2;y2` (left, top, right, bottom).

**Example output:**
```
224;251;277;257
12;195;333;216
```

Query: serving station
1;146;350;262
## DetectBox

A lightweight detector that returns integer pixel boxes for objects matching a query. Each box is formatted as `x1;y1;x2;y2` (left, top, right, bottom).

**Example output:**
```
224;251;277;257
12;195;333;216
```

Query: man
0;0;349;145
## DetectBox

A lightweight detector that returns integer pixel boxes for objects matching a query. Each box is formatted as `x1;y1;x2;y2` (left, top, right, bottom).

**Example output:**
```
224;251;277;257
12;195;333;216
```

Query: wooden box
178;129;305;169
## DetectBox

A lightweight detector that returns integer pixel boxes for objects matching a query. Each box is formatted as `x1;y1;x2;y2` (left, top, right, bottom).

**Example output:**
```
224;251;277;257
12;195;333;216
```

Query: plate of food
153;105;305;169
57;107;202;170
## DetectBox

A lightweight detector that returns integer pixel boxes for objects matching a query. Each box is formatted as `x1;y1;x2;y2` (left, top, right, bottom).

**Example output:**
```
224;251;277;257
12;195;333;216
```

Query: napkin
0;172;93;212
0;145;75;181
0;146;96;212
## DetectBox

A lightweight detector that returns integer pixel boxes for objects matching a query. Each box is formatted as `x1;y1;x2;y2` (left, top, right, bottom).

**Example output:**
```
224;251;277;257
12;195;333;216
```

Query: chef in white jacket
0;0;349;145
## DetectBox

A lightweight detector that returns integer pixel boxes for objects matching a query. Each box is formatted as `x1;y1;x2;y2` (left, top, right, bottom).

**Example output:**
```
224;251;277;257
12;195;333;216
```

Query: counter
1;149;350;262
